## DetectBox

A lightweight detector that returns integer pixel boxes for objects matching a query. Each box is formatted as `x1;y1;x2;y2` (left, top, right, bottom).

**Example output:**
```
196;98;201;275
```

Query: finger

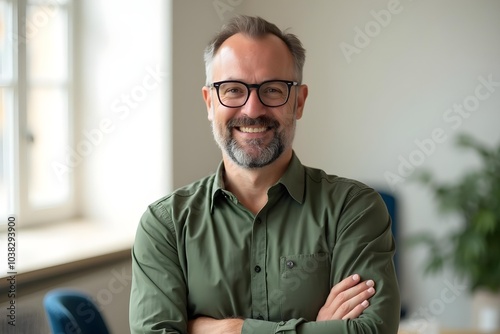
316;283;375;322
341;300;370;320
326;278;374;310
324;274;361;306
323;280;375;320
317;277;376;321
333;285;375;319
329;280;375;314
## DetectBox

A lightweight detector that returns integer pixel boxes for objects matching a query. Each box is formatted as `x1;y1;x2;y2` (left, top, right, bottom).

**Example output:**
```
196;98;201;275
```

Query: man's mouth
228;116;278;135
238;127;269;133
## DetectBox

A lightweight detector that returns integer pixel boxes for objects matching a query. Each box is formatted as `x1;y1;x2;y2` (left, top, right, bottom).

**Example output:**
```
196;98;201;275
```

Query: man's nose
241;89;266;118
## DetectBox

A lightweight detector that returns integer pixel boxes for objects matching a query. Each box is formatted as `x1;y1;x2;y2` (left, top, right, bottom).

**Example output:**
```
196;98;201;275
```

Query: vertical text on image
6;215;17;327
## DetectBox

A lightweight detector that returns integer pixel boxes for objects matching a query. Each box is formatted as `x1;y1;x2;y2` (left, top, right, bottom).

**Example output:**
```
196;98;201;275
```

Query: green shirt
130;153;400;333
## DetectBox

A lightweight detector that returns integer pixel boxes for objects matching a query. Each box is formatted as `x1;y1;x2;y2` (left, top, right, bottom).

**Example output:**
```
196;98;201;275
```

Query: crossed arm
188;274;376;334
130;189;400;333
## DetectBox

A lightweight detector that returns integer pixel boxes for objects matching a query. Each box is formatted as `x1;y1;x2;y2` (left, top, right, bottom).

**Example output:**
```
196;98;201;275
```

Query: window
0;0;167;277
0;0;74;226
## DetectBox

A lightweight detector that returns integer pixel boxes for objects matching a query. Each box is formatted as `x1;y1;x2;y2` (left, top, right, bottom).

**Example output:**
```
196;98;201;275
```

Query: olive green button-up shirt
130;153;400;333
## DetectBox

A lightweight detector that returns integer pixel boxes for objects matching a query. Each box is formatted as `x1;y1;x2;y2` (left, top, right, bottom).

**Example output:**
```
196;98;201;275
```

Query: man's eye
222;86;245;95
262;87;284;95
266;87;281;93
226;88;243;94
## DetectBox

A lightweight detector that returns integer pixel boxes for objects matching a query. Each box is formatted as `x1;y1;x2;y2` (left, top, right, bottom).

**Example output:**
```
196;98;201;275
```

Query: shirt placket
250;214;268;320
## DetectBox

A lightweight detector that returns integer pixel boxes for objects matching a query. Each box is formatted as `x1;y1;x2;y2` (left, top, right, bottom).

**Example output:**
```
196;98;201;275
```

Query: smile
238;127;269;133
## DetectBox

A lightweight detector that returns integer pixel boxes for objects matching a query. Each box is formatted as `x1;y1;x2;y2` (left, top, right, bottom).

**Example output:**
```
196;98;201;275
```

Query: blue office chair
44;289;110;334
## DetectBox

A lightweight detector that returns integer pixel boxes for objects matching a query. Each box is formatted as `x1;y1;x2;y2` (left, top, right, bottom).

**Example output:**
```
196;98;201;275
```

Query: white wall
171;0;500;329
171;0;223;188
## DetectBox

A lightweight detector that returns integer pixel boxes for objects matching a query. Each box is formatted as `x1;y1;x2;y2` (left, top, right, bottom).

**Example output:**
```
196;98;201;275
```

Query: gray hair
203;15;306;85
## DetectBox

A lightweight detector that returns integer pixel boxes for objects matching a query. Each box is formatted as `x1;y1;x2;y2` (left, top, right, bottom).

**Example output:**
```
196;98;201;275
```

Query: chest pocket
279;253;331;321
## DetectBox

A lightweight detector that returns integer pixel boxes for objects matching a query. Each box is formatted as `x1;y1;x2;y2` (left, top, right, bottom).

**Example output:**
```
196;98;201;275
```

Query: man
130;15;400;334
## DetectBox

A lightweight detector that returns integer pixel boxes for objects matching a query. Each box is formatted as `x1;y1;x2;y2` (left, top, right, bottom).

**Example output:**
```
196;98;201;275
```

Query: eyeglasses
208;80;299;108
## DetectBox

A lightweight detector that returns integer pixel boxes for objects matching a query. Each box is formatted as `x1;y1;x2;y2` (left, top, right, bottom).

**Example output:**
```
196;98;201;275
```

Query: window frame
1;0;76;226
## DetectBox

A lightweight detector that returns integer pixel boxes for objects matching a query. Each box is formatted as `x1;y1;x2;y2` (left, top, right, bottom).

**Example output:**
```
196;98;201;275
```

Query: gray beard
212;115;291;169
225;131;285;168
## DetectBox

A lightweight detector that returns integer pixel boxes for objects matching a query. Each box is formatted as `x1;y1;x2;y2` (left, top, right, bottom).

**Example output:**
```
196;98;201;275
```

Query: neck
222;150;292;214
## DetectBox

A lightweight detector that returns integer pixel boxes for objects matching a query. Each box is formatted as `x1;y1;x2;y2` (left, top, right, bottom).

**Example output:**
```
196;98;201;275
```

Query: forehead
212;33;295;82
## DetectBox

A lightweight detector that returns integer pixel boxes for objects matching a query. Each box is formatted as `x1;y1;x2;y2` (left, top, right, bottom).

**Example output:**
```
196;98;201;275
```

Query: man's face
202;33;307;169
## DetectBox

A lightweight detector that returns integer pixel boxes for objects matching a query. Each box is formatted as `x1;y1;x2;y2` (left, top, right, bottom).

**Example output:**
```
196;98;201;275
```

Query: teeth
239;127;267;133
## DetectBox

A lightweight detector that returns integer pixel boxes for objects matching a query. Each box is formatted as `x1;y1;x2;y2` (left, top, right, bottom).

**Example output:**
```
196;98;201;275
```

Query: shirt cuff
242;318;307;334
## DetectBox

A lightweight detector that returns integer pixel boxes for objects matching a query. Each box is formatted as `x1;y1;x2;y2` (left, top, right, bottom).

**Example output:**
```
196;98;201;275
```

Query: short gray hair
204;15;306;85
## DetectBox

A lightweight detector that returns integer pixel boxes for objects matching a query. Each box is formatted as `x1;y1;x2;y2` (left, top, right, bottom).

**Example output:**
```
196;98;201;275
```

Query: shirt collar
211;161;227;212
210;152;305;212
277;151;305;204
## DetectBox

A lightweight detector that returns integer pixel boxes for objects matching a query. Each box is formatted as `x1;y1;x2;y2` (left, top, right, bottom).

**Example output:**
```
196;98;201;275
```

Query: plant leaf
473;209;496;234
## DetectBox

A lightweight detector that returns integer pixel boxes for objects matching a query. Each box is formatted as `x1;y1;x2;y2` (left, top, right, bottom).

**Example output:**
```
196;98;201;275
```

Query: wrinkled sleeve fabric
241;186;400;334
129;201;188;334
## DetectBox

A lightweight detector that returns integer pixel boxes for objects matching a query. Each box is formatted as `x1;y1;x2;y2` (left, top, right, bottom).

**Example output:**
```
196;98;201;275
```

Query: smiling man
130;15;400;334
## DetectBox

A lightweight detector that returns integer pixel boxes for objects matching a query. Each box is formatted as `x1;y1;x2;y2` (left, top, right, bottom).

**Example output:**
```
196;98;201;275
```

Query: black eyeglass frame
208;80;299;108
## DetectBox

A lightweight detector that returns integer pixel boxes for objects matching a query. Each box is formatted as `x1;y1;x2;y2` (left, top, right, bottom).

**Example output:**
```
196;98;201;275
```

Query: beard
212;115;295;169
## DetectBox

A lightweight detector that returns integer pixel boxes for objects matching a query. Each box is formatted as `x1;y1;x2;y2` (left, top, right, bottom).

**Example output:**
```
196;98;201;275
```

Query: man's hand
188;274;374;332
188;316;243;334
316;274;375;321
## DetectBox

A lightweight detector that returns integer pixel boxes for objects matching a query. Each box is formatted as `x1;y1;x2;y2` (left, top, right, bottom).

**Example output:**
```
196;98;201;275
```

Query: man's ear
295;84;308;120
202;86;214;121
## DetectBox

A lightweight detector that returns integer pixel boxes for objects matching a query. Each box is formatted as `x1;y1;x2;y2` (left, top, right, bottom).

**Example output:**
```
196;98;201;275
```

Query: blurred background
1;0;499;332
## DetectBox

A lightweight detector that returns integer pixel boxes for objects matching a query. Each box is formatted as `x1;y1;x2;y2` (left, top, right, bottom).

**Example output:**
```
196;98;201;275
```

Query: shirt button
286;260;295;269
254;265;261;273
255;217;262;224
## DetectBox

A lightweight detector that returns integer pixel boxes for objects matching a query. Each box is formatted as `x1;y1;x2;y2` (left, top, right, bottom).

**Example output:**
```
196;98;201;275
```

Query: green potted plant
409;133;500;331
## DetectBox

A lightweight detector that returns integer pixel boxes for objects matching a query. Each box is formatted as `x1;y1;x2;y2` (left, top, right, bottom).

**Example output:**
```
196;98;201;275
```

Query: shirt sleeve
241;187;401;334
130;185;400;334
129;202;188;334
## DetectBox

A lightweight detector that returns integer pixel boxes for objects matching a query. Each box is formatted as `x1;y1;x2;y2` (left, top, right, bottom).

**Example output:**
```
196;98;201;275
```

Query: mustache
227;116;279;128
